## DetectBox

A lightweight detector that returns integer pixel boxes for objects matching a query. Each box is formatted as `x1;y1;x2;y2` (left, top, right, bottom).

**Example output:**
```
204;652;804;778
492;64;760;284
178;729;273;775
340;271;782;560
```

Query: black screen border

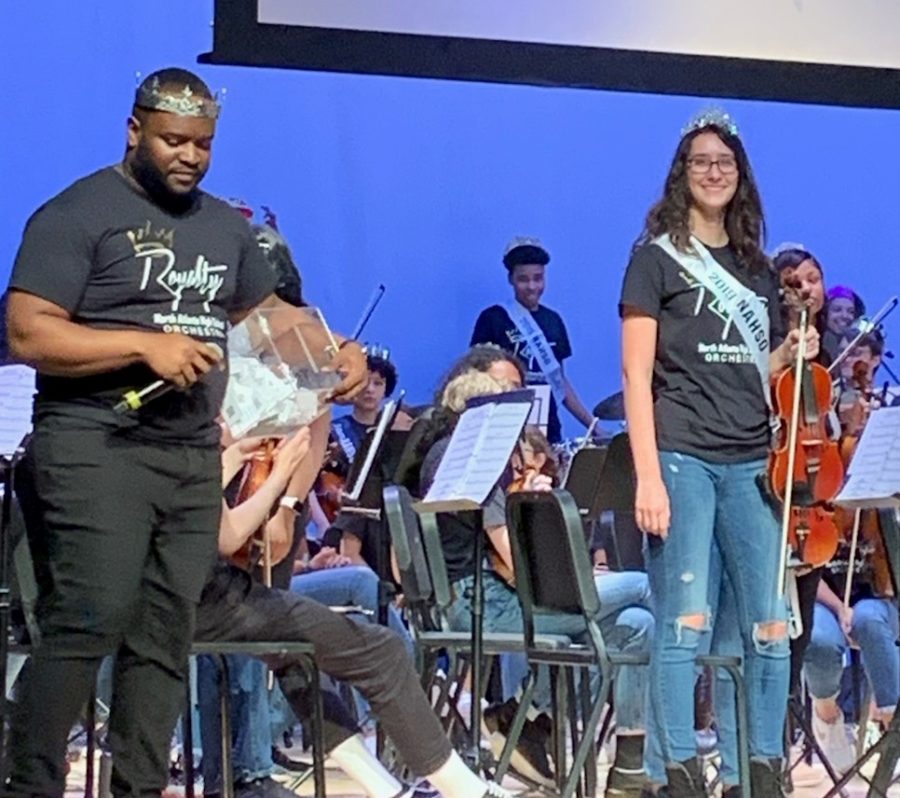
199;0;900;110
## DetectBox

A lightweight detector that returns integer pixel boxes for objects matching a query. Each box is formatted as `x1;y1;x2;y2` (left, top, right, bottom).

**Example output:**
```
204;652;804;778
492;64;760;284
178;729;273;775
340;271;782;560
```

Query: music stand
339;396;406;626
413;389;534;773
0;366;34;781
565;433;641;571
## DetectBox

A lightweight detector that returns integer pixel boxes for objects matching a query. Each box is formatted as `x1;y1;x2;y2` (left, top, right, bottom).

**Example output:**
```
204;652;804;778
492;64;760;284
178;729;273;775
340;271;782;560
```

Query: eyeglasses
687;155;738;175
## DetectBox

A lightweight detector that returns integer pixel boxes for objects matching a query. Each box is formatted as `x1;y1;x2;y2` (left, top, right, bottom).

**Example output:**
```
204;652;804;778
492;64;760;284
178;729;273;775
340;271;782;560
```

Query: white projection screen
202;0;900;108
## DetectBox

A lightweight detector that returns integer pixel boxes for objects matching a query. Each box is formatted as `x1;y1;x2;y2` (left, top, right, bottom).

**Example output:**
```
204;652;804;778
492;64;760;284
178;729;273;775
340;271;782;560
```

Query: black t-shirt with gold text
9;167;277;446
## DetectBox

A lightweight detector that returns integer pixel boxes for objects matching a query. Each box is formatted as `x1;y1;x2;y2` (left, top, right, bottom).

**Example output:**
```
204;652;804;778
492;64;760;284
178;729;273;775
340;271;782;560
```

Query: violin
313;438;350;524
231;439;294;584
769;294;843;571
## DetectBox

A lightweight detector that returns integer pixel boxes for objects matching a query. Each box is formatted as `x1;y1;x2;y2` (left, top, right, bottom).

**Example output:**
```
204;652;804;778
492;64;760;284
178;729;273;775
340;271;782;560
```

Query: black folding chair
383;484;569;784
507;489;752;798
182;641;326;798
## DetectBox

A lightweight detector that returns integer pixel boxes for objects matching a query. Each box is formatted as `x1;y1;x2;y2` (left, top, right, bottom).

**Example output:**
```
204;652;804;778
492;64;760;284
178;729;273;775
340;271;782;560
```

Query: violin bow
843;509;863;610
777;305;811;597
829;296;898;375
352;284;386;341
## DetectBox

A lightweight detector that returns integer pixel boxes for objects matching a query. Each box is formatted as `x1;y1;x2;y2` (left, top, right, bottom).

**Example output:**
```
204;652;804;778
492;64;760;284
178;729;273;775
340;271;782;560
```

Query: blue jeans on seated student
291;565;413;657
805;598;900;712
447;567;652;733
646;452;790;772
197;655;273;793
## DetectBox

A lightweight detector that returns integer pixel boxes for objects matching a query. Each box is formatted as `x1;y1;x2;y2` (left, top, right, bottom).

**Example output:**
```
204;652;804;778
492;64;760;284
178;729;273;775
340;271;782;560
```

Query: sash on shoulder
503;300;567;405
652;234;773;413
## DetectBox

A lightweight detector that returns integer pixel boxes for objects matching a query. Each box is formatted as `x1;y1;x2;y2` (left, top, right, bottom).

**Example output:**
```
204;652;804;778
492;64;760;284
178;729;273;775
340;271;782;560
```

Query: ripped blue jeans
645;452;790;769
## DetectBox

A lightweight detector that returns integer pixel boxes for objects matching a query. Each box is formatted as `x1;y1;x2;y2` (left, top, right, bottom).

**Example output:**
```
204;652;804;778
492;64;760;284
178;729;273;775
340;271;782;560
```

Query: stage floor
63;749;900;797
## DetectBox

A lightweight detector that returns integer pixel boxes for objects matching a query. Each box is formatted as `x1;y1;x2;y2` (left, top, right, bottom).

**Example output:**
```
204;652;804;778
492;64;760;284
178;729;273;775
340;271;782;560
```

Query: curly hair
635;124;768;273
415;345;527;456
366;354;398;396
432;344;526;405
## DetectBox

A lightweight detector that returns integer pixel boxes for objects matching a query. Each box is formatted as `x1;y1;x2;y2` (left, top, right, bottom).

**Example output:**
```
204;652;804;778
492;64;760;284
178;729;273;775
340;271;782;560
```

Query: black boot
749;757;785;797
664;757;705;797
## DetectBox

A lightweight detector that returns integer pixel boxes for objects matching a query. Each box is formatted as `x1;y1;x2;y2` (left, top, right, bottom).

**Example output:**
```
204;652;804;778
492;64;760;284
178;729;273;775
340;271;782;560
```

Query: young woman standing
619;110;818;797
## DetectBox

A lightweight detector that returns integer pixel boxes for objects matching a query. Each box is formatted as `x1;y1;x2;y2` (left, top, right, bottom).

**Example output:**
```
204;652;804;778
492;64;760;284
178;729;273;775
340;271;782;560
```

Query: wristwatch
279;495;304;513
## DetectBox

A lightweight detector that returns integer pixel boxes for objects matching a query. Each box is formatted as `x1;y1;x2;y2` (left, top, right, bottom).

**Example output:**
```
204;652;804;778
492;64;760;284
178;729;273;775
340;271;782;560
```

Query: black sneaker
482;699;554;788
664;757;705;798
750;757;786;797
605;765;648;797
271;746;311;774
233;777;299;798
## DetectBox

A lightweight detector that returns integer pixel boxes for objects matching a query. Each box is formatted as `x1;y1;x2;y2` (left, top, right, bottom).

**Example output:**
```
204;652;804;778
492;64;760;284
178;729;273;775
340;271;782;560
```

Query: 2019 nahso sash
653;234;772;413
503;300;567;404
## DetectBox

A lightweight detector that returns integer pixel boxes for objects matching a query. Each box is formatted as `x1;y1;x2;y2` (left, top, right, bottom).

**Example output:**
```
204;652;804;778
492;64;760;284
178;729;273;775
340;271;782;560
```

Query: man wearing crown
2;68;367;797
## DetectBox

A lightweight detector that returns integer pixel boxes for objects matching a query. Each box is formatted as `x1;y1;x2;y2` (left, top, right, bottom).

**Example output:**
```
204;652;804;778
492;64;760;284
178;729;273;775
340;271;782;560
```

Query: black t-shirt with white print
9;167;277;446
620;241;784;463
470;303;572;443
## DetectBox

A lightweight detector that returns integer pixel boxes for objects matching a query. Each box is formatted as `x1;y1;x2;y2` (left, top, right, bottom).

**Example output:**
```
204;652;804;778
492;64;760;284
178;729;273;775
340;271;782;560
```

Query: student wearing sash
470;237;595;443
312;349;407;569
331;348;399;461
620;108;818;797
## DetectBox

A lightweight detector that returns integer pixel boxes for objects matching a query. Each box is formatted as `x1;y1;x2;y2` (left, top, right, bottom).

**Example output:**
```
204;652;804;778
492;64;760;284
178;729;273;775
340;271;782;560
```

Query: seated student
822;285;866;362
315;348;404;568
803;328;898;773
197;422;511;798
416;345;654;797
199;416;411;797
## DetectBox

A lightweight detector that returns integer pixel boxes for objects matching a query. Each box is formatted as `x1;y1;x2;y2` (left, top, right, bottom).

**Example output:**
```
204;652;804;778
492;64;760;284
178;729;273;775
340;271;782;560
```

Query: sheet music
422;399;531;509
835;406;900;508
0;365;35;457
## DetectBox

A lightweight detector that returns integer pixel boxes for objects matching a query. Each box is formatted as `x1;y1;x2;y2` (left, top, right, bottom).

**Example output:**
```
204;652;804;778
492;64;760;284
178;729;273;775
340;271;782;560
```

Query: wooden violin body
314;438;350;524
769;361;844;503
231;439;293;574
768;305;843;569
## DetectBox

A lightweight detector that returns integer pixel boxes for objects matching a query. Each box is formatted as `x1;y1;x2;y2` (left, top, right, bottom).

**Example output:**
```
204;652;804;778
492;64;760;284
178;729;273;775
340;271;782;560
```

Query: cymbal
592;390;625;421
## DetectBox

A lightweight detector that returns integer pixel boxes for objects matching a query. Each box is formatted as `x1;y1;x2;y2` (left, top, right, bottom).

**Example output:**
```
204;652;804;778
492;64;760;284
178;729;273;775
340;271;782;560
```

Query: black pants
5;417;221;798
789;567;823;696
195;563;453;777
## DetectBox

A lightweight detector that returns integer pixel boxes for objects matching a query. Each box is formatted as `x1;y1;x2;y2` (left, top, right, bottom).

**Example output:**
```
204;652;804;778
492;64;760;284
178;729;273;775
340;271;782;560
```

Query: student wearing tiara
619;108;819;796
470;237;596;443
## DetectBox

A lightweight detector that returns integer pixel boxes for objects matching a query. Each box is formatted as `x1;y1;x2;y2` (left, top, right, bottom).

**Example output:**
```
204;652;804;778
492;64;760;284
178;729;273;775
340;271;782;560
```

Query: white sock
426;751;487;798
330;734;404;798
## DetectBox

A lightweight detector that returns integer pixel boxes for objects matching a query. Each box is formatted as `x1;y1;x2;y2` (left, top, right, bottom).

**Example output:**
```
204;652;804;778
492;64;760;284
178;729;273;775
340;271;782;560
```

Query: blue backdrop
3;2;899;437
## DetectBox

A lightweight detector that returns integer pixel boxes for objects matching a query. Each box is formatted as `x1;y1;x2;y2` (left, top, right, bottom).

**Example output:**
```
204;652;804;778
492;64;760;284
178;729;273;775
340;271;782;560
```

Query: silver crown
681;106;739;138
364;342;391;361
503;236;547;257
136;76;221;120
771;241;808;258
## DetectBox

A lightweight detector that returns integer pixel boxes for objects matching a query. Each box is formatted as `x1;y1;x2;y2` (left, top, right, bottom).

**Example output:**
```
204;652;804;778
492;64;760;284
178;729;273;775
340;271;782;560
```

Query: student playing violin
802;327;899;773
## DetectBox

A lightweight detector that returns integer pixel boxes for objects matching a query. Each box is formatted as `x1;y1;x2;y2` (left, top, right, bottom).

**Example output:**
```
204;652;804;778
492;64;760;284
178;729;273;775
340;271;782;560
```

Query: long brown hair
635;125;768;273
